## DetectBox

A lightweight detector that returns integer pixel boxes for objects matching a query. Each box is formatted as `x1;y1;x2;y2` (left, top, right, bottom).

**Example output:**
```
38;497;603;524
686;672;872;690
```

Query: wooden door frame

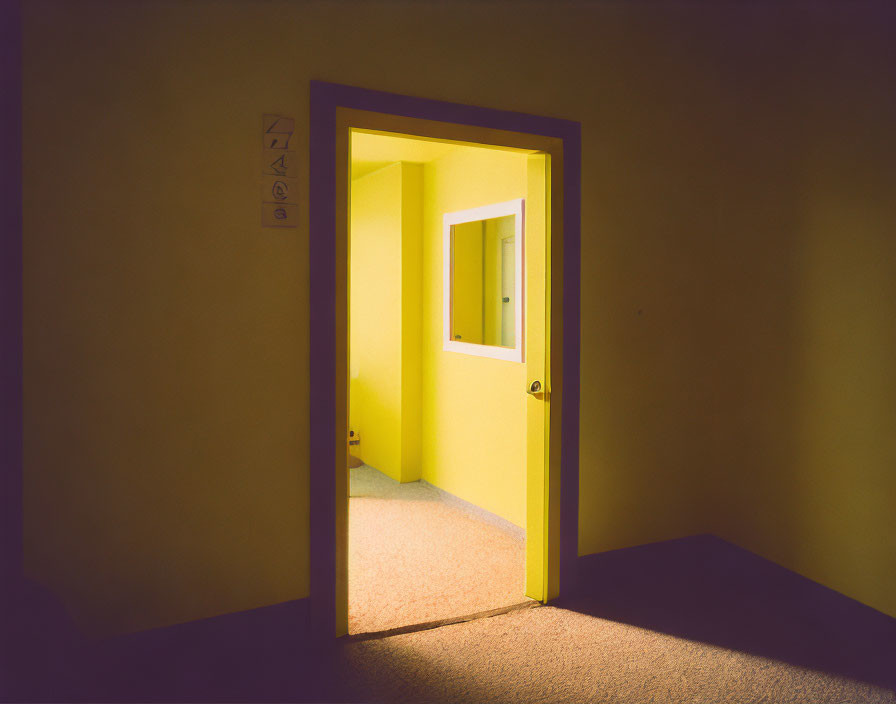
308;80;581;638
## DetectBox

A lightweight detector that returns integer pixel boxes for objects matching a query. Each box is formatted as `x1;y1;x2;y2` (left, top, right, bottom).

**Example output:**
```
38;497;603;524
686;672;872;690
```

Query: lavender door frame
1;0;23;634
308;80;581;637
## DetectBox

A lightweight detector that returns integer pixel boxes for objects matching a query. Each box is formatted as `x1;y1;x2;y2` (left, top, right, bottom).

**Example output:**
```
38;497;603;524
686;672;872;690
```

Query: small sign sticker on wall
263;115;295;149
263;149;297;178
262;202;298;227
262;114;297;228
262;175;296;204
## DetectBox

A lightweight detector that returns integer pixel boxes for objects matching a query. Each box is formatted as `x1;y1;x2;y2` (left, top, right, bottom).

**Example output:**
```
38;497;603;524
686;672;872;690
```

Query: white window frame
443;197;525;363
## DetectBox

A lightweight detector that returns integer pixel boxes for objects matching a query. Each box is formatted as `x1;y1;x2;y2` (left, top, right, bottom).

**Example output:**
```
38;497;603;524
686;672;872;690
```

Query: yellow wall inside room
421;148;530;529
347;159;423;483
21;0;896;636
349;163;402;481
450;221;485;345
400;163;424;481
349;139;530;528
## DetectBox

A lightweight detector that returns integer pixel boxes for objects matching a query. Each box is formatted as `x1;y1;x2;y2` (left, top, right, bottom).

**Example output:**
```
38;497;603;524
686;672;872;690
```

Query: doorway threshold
347;599;540;642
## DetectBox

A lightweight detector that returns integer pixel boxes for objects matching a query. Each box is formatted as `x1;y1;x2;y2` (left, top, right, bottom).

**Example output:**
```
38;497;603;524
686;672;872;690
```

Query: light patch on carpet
336;606;896;704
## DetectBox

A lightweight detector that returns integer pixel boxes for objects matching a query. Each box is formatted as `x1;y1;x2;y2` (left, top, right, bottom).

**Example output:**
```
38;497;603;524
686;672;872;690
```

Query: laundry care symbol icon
272;180;289;201
264;117;294;149
269;153;289;176
274;207;288;220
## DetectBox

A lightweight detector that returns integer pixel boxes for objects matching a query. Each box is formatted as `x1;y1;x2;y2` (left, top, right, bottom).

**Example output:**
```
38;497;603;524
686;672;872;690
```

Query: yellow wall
450;221;485;345
349;164;401;480
350;143;529;527
421;148;529;529
21;0;896;635
400;163;424;481
349;160;422;482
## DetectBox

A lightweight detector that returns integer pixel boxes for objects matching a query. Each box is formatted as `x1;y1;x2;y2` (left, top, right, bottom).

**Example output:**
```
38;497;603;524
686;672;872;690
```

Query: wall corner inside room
349;163;404;481
400;162;424;483
349;161;423;484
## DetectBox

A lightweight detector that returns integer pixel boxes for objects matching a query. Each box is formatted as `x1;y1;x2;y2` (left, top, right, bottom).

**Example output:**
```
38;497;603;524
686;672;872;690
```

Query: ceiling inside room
350;131;461;180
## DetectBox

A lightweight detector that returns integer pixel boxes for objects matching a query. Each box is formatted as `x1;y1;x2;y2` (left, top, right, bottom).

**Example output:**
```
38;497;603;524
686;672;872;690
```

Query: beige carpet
335;605;896;704
349;465;529;635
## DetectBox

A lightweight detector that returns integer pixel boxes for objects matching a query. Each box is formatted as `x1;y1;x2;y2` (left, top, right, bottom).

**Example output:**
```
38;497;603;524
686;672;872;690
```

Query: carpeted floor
333;603;896;704
348;465;530;635
17;533;895;703
329;534;896;703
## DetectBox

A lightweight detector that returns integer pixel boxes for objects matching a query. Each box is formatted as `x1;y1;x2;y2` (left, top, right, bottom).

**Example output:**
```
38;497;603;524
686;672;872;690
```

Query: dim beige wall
22;1;896;635
700;8;896;617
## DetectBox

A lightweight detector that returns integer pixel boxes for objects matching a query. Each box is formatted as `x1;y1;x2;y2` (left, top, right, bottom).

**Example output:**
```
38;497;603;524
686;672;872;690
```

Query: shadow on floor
3;586;333;703
563;534;896;692
6;535;895;702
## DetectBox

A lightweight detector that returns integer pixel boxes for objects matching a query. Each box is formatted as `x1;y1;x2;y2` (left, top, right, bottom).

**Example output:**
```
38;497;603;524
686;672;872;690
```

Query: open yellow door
525;153;550;601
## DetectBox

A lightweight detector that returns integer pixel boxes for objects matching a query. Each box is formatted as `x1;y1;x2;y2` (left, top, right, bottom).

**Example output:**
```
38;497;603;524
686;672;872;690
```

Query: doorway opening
309;82;581;639
347;130;542;636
